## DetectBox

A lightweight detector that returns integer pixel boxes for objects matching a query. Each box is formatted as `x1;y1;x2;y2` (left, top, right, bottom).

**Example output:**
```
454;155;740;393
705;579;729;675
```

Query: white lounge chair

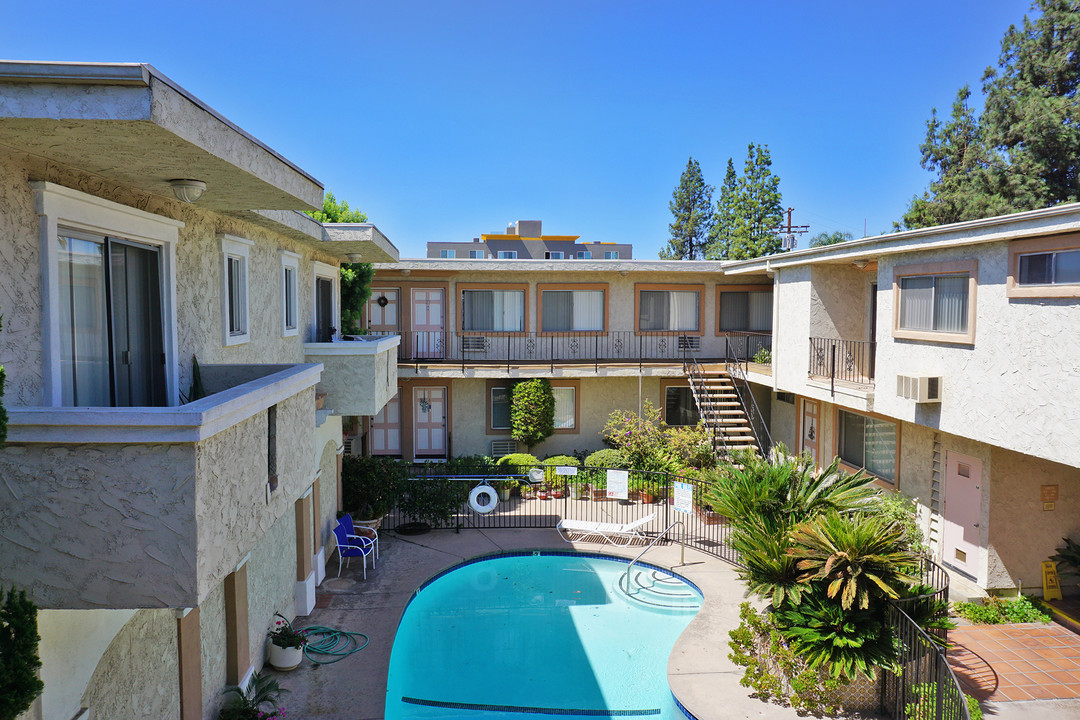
556;512;657;546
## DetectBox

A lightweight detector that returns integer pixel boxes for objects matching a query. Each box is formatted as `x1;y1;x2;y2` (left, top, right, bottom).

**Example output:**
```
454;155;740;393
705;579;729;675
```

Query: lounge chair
556;512;657;546
332;523;376;579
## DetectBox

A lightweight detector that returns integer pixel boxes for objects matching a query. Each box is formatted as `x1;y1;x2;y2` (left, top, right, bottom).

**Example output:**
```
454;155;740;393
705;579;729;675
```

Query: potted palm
267;613;307;671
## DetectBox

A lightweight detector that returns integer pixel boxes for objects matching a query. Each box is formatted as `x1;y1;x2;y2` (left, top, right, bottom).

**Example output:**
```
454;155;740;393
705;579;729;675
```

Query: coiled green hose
298;625;370;664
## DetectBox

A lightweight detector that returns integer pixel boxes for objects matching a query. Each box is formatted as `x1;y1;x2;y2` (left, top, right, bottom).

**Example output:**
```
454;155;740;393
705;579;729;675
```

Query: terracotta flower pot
268;643;303;671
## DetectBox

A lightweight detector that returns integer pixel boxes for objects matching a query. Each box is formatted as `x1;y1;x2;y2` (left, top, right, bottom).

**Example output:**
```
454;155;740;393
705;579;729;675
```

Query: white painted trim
312;260;340;341
300;485;314;500
314;547;326;586
295;570;316;617
173;607;194;619
234;553;252;572
6;363;322;444
220;234;252;346
302;335;400;356
239;666;255;694
32;181;183;407
280;250;300;338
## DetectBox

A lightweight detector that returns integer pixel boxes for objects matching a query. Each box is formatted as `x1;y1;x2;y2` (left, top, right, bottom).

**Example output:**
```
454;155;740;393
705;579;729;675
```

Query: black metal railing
373;330;728;372
723;336;773;454
721;331;772;370
808;337;876;393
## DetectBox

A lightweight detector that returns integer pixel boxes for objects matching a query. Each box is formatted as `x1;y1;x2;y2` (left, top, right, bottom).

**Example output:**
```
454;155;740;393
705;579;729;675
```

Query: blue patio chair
339;514;379;559
332;523;376;579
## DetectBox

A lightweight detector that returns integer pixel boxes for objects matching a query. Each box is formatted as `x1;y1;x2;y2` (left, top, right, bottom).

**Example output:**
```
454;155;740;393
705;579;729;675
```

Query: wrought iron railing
808;337;876;393
721;331;772;370
723;336;773;454
683;353;731;458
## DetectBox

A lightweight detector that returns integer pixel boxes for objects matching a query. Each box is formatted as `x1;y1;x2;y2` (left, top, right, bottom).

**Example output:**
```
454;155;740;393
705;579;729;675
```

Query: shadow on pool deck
269;527;883;720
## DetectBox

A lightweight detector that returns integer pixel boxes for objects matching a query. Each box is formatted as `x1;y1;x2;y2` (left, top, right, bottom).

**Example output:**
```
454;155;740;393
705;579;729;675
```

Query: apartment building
427;220;632;260
372;206;1080;600
0;62;400;720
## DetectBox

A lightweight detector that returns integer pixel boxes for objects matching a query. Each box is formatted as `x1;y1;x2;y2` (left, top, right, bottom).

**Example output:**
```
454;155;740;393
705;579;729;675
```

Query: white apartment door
412;288;444;359
943;452;982;577
800;399;820;465
370;391;401;455
414;387;447;457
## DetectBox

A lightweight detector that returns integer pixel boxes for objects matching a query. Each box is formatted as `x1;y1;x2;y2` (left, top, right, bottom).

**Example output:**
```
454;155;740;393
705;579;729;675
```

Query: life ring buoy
469;483;498;514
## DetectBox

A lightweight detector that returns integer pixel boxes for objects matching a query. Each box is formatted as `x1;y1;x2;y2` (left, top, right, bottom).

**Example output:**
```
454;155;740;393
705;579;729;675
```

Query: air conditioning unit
677;336;701;350
491;440;517;457
896;375;942;403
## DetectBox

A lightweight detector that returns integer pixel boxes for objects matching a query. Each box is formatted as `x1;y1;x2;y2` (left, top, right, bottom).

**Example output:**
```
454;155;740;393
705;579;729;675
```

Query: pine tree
726;143;784;260
705;159;739;259
899;0;1080;229
661;157;714;260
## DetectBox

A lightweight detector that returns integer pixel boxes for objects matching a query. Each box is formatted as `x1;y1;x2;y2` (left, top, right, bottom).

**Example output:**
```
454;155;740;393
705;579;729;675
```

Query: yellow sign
1043;560;1063;601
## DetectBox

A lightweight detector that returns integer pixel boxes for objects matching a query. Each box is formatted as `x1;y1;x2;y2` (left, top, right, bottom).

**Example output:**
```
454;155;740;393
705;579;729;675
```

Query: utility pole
775;207;809;251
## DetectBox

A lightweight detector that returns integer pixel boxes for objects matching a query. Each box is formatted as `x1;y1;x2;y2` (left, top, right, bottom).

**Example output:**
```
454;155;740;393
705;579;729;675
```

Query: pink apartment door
412;288;444;359
943;452;982;577
367;289;399;334
800;399;821;465
413;387;447;457
369;391;401;455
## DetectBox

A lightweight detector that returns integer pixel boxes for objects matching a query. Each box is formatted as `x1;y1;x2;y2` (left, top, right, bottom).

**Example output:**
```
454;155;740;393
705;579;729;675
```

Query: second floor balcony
808;337;876;391
304;334;400;415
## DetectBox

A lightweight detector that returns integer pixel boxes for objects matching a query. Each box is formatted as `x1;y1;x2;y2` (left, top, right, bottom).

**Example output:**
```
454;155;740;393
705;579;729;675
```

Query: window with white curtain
638;290;699;331
553;386;575;429
718;290;772;331
541;289;604;331
838;410;897;482
462;289;525;331
898;274;969;333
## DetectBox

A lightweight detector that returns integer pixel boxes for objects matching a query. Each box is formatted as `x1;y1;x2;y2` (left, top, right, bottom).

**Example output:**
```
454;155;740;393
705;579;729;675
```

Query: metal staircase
686;358;762;458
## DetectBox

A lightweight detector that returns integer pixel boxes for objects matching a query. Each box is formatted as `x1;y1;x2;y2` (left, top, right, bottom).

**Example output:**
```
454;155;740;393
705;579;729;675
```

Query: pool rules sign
673;481;693;514
606;470;628;500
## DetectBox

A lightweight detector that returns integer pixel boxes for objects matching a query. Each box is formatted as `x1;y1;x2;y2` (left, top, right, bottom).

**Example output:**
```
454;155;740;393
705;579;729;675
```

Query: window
577;251;591;259
440;249;455;258
553;386;576;429
604;250;619;259
469;249;485;259
636;286;703;332
461;288;526;331
892;261;976;344
837;410;897;482
312;261;339;342
1007;234;1080;298
539;287;605;332
490;386;512;430
664;386;700;426
718;288;773;332
280;251;300;337
220;234;253;346
497;251;517;259
545;251;564;259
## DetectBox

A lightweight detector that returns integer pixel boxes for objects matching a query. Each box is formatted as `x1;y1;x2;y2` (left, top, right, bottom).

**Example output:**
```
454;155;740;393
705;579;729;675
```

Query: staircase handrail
623;519;686;593
682;346;731;458
724;336;774;454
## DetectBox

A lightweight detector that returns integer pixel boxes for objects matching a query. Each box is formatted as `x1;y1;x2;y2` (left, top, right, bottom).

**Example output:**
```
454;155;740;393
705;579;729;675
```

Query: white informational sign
673;481;693;514
606;469;629;500
555;466;578;476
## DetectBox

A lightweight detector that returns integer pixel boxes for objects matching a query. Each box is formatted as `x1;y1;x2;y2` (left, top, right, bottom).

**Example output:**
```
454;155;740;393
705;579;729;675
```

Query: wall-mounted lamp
619;270;630;277
401;269;411;276
346;253;365;263
169;179;206;203
852;259;869;270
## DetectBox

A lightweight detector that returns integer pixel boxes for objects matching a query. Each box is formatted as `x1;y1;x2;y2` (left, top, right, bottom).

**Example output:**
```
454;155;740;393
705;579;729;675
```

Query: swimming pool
385;552;702;719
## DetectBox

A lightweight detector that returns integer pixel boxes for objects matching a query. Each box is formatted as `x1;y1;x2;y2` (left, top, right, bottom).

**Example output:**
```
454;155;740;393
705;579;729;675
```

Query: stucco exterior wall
198;584;227;720
306;346;397;416
772;265;812;395
873;241;1080;469
194;388;314;603
808;265;873;341
245;509;298;672
0;441;198;608
317;439;341;551
80;608;179;720
769;393;798;453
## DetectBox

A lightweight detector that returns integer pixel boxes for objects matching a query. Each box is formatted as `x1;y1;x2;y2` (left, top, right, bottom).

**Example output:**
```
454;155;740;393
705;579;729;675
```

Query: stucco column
336;443;344;511
224;558;251;687
294;489;316;616
176;608;202;720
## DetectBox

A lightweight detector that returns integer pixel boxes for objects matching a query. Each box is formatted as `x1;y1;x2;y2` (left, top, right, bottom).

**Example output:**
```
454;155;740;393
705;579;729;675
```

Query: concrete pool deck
273;527;881;719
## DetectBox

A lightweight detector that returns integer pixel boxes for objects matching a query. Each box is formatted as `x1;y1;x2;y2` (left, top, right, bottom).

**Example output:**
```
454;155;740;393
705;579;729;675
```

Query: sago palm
789;512;921;610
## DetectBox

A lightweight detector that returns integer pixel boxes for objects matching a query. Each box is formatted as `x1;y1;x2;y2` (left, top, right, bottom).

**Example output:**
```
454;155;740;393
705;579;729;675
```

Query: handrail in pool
624;520;685;593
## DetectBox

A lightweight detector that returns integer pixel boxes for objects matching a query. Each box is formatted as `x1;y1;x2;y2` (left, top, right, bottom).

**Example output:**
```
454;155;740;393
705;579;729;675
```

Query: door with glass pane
413;387;446;456
799;399;820;465
412;289;444;359
57;232;166;407
943;452;982;577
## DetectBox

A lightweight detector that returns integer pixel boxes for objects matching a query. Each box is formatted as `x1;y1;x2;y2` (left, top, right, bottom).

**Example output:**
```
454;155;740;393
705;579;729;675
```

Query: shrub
663;423;716;471
447;454;497;474
873;491;927;555
601;401;664;469
752;347;772;364
1052;536;1080;576
952;595;1050;625
511;378;554;450
398;476;467;528
340;263;375;336
584;448;629;489
496;453;540;474
543;455;581;489
0;587;44;720
219;671;287;720
905;683;984;720
341;455;404;519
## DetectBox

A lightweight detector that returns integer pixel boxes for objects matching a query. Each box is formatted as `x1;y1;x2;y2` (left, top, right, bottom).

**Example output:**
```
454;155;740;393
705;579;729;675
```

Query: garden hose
298;625;370;664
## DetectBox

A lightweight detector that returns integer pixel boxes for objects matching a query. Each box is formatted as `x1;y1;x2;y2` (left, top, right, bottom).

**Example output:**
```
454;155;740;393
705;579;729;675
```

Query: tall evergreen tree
705;159;739;259
899;0;1080;229
726;143;784;260
661;157;714;260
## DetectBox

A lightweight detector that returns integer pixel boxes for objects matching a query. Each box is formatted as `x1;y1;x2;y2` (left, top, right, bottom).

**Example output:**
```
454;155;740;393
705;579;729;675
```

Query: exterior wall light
346;253;365;263
169;179;207;203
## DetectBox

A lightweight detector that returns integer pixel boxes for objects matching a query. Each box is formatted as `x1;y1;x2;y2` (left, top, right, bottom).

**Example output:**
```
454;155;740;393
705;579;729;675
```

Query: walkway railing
808;337;876;392
724;336;773;454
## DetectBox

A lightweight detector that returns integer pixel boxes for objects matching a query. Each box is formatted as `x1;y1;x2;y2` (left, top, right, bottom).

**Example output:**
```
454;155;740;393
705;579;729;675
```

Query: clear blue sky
1;1;1033;258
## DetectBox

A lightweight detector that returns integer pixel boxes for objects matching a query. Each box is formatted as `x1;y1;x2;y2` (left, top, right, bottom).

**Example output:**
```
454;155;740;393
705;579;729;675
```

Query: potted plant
631;475;656;504
219;672;287;720
519;482;535;500
495;478;518;501
342;455;403;529
267;612;307;671
543;455;581;500
584;449;628;501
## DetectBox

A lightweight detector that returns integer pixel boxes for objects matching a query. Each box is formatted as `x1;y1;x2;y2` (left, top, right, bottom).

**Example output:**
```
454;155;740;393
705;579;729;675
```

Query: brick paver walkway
948;622;1080;702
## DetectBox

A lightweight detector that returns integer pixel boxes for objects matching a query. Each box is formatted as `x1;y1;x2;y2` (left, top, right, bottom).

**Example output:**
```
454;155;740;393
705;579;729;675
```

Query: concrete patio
270;526;885;720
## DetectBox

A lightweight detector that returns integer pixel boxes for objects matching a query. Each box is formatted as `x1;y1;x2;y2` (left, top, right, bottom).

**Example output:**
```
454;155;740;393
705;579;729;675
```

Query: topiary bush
584;448;629;489
511;379;554;450
0;587;45;720
496;452;540;474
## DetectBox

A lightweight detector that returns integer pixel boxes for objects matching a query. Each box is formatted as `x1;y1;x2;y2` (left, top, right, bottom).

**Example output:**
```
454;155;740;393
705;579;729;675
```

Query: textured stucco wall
988;446;1080;594
194;388;314;603
80;609;179;720
37;608;136;720
245;509;298;672
874;241;1080;469
198;584;226;720
0;442;198;608
772;266;812;395
808;265;872;341
769;393;798;453
308;349;396;416
317;438;341;551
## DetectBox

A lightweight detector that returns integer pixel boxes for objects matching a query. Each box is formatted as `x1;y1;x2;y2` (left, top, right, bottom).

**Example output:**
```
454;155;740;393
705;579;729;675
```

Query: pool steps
617;568;702;612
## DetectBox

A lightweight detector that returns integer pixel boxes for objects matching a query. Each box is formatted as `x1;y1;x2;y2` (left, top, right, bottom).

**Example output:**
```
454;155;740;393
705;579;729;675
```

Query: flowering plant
267;612;307;649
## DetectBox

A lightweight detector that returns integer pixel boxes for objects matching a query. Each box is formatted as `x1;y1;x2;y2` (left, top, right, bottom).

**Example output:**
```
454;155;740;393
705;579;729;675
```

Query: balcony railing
808;337;876;391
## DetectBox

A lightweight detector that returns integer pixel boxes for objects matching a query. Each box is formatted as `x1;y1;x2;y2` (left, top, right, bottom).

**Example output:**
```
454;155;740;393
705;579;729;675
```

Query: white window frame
33;181;183;407
312;260;340;341
577;251;591;259
220;234;253;346
497;251;517;259
440;249;456;258
280;250;300;338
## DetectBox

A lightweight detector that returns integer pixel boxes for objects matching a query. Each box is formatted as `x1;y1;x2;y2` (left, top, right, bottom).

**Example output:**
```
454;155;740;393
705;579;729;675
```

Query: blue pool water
385;553;702;719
